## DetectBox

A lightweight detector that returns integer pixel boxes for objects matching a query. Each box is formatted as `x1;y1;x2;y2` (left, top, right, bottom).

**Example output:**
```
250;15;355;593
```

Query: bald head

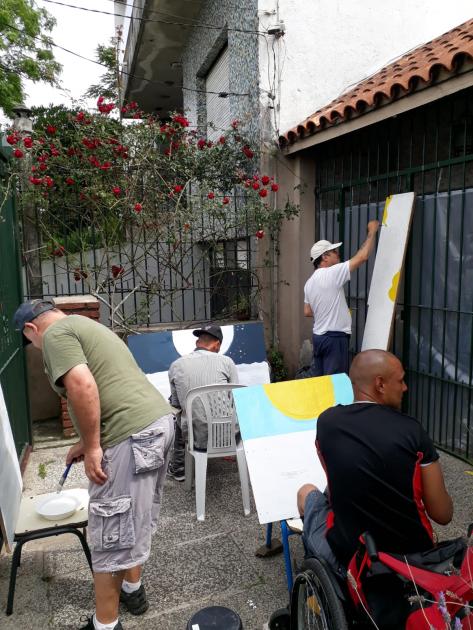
349;350;407;409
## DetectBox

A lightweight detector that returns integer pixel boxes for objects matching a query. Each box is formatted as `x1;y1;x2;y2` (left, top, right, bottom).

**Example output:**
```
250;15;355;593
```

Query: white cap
309;240;342;262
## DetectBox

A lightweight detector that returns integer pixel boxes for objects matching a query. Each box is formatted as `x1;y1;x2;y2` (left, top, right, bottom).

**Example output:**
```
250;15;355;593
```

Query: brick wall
53;296;100;438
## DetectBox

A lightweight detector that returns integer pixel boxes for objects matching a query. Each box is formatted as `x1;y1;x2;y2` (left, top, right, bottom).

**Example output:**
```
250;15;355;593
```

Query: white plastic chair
184;383;251;521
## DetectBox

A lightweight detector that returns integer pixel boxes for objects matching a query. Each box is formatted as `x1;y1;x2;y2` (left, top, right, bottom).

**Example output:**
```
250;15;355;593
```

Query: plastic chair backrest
185;384;246;455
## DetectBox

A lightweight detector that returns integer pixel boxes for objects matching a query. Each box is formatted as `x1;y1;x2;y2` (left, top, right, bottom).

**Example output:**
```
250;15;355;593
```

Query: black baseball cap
192;324;223;343
13;299;55;333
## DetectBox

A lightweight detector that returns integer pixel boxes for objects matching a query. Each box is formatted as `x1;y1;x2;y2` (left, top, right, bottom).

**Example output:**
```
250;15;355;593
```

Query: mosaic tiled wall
182;0;260;142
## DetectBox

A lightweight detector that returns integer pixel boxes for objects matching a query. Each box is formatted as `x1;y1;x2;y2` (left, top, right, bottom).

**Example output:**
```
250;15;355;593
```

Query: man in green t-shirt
14;299;174;630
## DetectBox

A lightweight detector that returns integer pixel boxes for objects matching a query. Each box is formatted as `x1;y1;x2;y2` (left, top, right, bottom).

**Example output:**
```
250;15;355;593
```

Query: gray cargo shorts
88;413;174;573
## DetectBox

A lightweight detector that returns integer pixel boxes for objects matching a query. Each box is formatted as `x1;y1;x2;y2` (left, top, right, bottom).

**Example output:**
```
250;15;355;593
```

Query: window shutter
206;46;231;141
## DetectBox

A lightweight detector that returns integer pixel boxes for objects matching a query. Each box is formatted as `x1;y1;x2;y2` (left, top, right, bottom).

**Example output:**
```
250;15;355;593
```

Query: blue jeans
312;332;350;376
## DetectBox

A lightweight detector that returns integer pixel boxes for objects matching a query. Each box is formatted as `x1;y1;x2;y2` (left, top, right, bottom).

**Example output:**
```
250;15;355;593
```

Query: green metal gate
0;145;31;457
316;86;473;463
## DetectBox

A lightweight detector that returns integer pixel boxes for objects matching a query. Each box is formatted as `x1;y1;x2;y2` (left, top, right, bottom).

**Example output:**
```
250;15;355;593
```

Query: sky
22;0;119;111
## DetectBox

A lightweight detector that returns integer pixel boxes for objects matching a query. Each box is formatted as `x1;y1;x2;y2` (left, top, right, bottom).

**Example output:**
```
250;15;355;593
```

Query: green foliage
268;347;288;382
83;42;119;102
0;0;61;116
3;97;300;326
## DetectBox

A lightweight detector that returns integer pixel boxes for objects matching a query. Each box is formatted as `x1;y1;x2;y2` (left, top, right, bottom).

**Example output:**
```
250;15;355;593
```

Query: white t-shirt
304;261;352;335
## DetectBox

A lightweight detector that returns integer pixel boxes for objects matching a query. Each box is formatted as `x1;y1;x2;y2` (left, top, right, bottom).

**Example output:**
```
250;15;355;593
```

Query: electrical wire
40;0;265;36
2;19;251;97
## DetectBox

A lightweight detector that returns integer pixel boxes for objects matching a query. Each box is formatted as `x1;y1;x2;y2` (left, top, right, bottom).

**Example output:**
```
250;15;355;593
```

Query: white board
362;192;415;351
233;374;354;524
0;382;23;551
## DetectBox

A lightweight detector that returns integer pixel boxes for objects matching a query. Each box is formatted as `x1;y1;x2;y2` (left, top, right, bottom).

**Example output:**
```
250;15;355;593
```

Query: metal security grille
316;86;473;462
22;183;256;328
0;147;31;457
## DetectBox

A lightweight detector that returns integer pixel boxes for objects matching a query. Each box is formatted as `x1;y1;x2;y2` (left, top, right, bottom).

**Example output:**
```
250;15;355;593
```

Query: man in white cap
304;220;379;375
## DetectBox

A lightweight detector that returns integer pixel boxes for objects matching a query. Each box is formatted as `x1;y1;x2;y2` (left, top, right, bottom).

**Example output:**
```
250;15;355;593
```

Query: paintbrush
56;462;73;493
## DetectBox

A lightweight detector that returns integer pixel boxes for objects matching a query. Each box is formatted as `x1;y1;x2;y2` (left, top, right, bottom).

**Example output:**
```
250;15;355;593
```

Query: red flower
242;145;254;159
207;192;215;200
31;166;37;172
207;140;213;148
52;245;65;257
100;161;112;170
75;111;85;122
172;114;190;127
256;230;265;239
271;183;279;192
97;96;105;105
231;120;239;129
111;264;124;278
29;176;42;185
6;134;18;145
13;148;24;158
66;177;75;186
23;137;33;148
252;181;260;190
222;196;230;205
244;180;251;188
197;139;206;150
39;163;48;172
121;105;128;114
259;188;268;198
129;101;138;110
112;186;121;197
46;124;57;135
261;175;270;185
173;184;184;194
50;147;60;157
219;136;225;144
73;268;88;281
133;113;140;119
43;176;54;188
134;203;142;213
67;147;76;156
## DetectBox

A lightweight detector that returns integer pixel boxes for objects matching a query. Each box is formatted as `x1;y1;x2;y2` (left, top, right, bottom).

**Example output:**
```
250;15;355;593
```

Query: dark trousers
312;332;350;376
170;419;186;472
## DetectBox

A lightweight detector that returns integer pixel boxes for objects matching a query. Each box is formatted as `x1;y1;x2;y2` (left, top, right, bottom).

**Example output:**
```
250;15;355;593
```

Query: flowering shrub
4;100;299;327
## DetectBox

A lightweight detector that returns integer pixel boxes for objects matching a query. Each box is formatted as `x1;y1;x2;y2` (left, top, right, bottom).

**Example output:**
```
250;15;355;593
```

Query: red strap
378;551;467;596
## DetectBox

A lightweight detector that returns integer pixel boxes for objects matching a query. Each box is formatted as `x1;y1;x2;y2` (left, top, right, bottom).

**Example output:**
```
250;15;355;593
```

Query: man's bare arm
304;303;313;317
421;461;453;525
63;364;107;485
349;220;379;272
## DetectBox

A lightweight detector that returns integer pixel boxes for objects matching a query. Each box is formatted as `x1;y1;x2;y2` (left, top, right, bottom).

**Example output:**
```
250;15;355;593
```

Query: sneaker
166;464;185;482
79;617;123;629
120;584;149;616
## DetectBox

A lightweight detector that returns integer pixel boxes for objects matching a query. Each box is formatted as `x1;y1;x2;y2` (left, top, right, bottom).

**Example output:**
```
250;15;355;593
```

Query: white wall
258;0;473;137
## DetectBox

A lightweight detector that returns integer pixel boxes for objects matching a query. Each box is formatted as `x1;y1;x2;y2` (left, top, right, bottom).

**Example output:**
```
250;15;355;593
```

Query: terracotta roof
280;18;473;147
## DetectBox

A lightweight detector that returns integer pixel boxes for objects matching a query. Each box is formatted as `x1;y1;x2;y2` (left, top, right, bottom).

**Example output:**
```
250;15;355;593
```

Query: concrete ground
0;444;471;630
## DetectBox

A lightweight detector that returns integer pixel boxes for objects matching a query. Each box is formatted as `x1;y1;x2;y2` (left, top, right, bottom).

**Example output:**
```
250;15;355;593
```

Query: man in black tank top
297;350;453;571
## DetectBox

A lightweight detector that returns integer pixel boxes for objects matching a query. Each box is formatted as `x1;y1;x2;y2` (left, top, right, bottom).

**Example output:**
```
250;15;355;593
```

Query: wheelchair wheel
290;558;348;630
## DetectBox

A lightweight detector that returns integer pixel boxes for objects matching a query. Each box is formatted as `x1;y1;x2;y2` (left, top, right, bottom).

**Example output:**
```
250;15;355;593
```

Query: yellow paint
263;377;335;420
465;471;473;476
382;195;392;226
388;270;400;302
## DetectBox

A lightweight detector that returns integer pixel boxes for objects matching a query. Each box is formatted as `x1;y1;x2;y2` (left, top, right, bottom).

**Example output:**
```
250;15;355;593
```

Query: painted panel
129;322;270;398
362;192;415;351
233;374;353;524
0;383;23;550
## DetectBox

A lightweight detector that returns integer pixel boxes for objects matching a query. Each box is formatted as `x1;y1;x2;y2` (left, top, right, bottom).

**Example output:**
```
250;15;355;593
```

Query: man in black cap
167;324;239;481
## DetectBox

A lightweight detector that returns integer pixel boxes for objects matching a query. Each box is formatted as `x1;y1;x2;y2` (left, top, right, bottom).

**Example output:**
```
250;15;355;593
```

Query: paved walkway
0;446;471;629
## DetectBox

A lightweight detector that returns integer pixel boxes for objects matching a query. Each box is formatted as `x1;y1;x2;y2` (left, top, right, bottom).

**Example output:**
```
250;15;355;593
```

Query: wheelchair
269;527;473;630
269;556;351;630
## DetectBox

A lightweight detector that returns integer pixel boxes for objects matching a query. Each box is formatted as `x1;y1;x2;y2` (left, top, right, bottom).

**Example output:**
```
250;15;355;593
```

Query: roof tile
280;18;473;146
